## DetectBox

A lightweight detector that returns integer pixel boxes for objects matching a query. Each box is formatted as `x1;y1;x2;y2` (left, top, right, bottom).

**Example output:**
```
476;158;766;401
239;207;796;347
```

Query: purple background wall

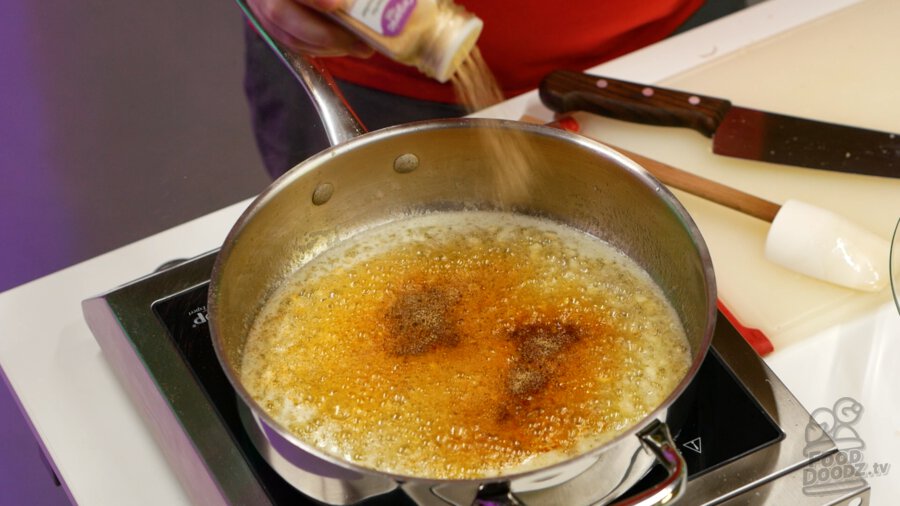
0;0;269;502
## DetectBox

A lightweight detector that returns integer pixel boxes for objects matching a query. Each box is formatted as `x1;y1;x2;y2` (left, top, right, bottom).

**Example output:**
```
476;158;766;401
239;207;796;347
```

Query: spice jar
331;0;483;82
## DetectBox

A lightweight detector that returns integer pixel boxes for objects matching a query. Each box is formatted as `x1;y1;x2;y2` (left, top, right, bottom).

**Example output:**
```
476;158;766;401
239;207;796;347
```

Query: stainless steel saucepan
208;2;717;504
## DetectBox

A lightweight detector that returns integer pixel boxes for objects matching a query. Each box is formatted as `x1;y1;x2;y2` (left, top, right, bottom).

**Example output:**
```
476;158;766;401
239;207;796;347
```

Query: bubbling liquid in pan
241;211;691;479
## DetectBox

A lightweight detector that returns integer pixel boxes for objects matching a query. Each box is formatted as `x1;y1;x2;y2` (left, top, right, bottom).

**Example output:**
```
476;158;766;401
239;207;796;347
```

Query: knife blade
538;71;900;178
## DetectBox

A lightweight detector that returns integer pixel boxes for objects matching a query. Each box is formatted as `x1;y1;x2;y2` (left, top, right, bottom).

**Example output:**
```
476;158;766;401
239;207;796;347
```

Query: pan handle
471;420;686;506
234;0;368;146
609;420;687;506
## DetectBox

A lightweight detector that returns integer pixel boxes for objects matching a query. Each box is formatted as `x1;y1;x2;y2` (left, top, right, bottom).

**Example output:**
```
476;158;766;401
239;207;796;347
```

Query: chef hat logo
804;397;865;456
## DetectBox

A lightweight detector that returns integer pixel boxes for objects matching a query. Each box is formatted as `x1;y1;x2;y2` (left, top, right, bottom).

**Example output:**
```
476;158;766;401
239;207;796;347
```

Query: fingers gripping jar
332;0;483;82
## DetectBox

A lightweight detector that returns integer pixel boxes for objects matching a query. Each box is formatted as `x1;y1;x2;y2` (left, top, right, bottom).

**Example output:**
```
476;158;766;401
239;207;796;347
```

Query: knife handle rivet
688;96;701;105
595;79;608;88
642;87;654;97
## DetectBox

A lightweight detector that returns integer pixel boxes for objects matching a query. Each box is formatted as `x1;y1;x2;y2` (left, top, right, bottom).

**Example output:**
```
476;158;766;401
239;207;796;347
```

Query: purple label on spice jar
381;0;416;36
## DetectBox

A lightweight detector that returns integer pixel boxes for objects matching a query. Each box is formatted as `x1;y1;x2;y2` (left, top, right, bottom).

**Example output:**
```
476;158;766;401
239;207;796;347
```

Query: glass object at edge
891;217;900;315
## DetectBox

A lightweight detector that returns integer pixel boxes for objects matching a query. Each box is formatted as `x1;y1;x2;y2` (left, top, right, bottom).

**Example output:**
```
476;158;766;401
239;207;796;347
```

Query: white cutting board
572;0;900;351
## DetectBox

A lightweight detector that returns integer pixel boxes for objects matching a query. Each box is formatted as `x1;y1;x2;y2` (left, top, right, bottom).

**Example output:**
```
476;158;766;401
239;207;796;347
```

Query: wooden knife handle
539;71;732;137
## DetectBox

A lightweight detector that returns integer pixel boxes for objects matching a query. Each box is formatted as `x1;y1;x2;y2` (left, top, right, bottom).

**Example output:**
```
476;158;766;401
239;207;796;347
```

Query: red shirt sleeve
322;0;704;103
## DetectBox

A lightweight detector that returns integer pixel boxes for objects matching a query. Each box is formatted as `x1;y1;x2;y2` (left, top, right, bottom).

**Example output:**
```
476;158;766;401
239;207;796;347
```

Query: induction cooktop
83;251;869;505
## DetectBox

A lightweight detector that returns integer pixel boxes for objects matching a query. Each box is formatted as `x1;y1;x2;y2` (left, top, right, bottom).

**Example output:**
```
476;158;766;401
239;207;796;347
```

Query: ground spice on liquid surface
241;212;690;479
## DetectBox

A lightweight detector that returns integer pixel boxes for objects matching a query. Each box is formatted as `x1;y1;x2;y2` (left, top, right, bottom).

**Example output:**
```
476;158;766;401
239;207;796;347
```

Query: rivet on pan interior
312;182;334;205
393;153;419;173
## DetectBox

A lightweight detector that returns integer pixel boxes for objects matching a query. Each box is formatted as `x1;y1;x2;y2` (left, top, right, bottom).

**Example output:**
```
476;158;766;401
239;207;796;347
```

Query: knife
538;70;900;178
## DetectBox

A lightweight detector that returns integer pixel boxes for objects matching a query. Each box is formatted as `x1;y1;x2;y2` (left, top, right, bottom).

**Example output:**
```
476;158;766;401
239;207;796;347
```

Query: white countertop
2;0;898;504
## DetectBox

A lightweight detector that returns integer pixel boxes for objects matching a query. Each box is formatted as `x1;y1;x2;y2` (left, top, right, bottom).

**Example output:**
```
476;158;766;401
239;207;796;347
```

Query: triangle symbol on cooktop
683;437;702;454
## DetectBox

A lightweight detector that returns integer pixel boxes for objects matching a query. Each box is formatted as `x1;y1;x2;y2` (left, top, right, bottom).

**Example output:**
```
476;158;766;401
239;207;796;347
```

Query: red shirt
322;0;703;103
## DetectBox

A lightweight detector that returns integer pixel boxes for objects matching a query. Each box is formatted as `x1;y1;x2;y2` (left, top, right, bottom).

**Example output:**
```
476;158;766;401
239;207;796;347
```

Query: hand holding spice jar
246;0;483;82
